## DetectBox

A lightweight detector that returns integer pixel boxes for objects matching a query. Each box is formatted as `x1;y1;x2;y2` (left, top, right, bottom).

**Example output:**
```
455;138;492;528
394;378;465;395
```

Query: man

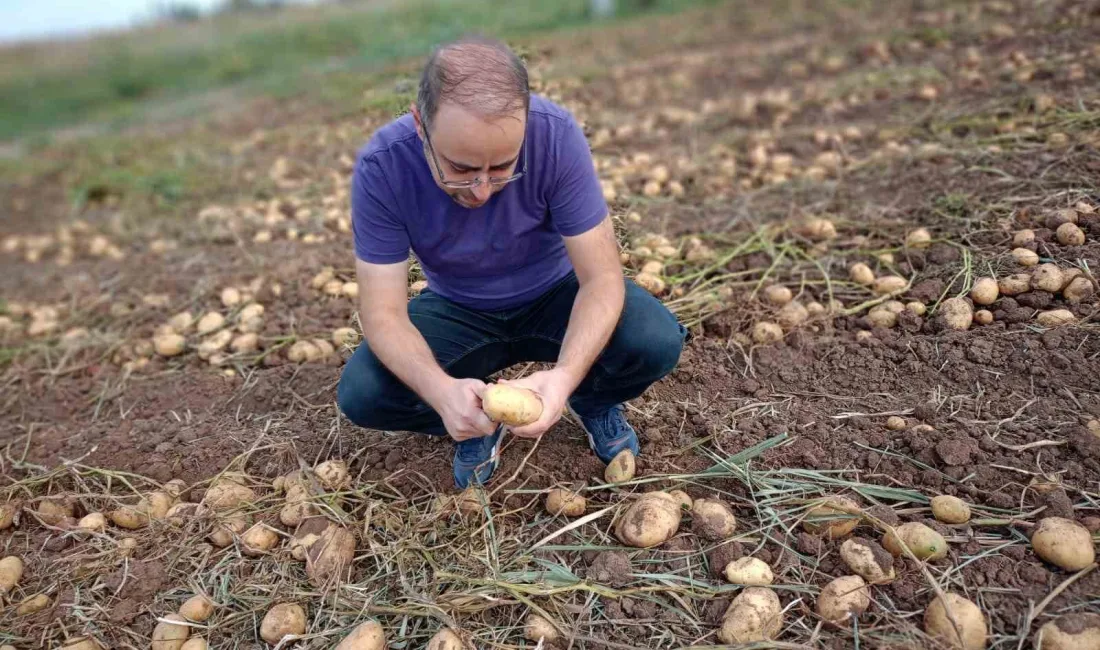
337;37;686;488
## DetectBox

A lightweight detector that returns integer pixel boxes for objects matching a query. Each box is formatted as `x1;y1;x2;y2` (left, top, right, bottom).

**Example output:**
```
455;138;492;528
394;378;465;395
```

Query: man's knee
337;350;390;429
613;286;686;378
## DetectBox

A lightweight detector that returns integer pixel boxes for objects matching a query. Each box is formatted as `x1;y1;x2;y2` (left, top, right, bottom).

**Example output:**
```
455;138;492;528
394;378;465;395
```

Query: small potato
817;575;870;623
634;272;666;296
78;512;107;533
230;333;259;354
604;449;636;483
110;505;148;530
906;301;927;316
718;587;783;644
0;502;16;530
152;612;190;650
883;522;948;560
154;334;187;357
905;228;932;249
260;603;307;644
1056;222;1086;246
524;614;559;643
998;273;1032;296
970;277;999;305
669;490;693;509
287;340;321;363
1013;229;1035;246
1037;309;1076;327
482;384;543;426
1032;264;1065;293
315;459;350;491
840;537;895;584
724;557;773;585
691;498;737;541
764;285;793;306
196;311;225;335
332;327;359;347
752;321;784;344
849;263;875;286
306;524;356;587
924;593;988;650
334;620;386;650
931;495;971;524
241;522;280;556
886;416;906;430
873;275;907;295
1012;247;1040;267
616;492;682;548
806;301;826;317
165;502;211;527
939;297;973;331
1036;613;1100;650
203;477;255;511
167;311;195;333
427;628;469;650
546;488;586;517
1063;276;1094;304
640;260;664;275
803;495;861;539
207;513;249;547
868;306;898;329
220;287;241;308
777;301;809;329
281;484;316;527
180;594;215;622
60;637;103;650
1031;517;1095;571
800;217;837;241
974;309;993;325
16;592;50;616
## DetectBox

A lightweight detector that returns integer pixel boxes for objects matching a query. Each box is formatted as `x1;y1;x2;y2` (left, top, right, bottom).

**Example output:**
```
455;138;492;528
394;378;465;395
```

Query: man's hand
428;378;497;442
499;369;574;439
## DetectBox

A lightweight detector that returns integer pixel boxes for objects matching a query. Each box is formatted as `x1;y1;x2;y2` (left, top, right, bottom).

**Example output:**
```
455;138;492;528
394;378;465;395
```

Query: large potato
202;475;256;511
970;278;999;305
545;488;586;517
180;639;208;650
724;557;773;585
905;228;932;248
803;495;861;539
1036;613;1100;650
36;498;75;525
15;593;50;616
334;620;386;650
524;614;559;643
77;512;107;533
691;498;737;541
816;575;870;623
179;594;215;622
939;297;973;331
1037;309;1076;327
280;483;317;527
110;504;149;529
241;522;280;556
307;524;356;587
0;502;16;530
873;275;907;295
883;522;948;560
840;537;895;584
924;593;988;650
752;321;784;344
718;587;783;644
615;492;682;548
426;628;470;650
763;285;793;306
260;603;307;644
207;513;249;548
1031;517;1095;571
482;384;543;426
931;496;971;524
604;449;636;483
777;301;809;329
314;459;350;491
849;263;875;285
152;613;190;650
1032;264;1065;293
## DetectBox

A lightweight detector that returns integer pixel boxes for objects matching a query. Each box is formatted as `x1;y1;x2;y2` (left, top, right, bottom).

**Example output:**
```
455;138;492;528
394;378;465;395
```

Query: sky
0;0;224;43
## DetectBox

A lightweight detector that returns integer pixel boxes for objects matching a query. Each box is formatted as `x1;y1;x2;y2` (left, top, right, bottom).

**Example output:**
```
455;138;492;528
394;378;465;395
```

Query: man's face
413;102;526;209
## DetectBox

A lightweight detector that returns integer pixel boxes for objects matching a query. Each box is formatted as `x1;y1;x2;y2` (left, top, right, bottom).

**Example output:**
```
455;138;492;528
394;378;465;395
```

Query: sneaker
569;404;641;464
453;425;503;488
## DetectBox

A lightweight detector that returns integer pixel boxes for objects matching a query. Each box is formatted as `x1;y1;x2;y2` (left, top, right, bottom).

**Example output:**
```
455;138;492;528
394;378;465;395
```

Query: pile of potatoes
311;267;359;300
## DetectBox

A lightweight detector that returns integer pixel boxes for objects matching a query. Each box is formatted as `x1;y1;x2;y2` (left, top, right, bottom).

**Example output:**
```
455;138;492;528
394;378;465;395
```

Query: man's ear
410;103;424;138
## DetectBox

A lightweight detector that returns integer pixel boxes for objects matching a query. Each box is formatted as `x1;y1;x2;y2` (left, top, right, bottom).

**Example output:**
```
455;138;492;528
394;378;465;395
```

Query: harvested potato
220;287;241;308
764;285;793;306
800;217;837;241
970;278;999;305
315;459;350;491
1037;309;1076;327
718;587;783;644
322;279;344;296
16;592;50;616
0;502;15;530
196;312;225;335
806;301;826;317
974;309;993;325
77;512;107;533
939;297;973;331
118;537;138;556
868;306;898;329
241;522;280;556
883;522;948;560
546;488;586;517
180;594;215;622
524;614;559;643
198;330;233;360
803;495;861;539
165;502;211;527
817;575;870;623
873;275;907;295
849;263;876;285
482;384;543;426
752;321;784;344
146;491;176;519
634;272;666;296
311;339;336;359
1032;264;1065;293
238;302;265;321
931;496;971;524
1012;248;1040;266
691;498;737;540
1013;230;1035;246
260;603;307;644
342;282;358;299
615;492;682;548
427;628;468;650
203;475;255;511
334;620;387;650
60;637;103;650
1031;517;1095;571
154;334;187;357
604;449;636;483
840;537;895;584
230;333;259;354
724;557;773;585
886;416;906;430
1056;222;1086;246
907;301;927;316
669;490;693;509
153;613;190;650
332;327;359;347
777;301;809;329
307;524;356;586
110;505;149;530
640;260;664;275
287;340;321;363
1036;614;1100;650
1063;277;1095;304
924;593;988;650
905;228;932;249
207;513;249;547
998;273;1032;295
180;639;207;650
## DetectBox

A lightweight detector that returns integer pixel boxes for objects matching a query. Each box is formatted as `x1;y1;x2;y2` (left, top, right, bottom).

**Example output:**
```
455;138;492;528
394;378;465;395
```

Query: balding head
416;37;530;132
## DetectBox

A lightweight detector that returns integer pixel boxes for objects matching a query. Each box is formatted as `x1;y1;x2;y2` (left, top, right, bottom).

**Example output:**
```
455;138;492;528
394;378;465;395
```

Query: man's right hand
428;377;497;441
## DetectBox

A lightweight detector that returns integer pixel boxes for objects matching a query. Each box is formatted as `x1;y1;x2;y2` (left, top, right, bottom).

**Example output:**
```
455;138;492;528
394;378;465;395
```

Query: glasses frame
422;121;527;189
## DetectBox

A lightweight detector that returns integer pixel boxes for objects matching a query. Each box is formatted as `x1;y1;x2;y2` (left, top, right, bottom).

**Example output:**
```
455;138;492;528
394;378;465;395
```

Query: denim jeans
337;272;687;436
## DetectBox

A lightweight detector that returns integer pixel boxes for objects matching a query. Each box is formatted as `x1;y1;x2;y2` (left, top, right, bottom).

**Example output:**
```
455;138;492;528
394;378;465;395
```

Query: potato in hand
482;384;543;426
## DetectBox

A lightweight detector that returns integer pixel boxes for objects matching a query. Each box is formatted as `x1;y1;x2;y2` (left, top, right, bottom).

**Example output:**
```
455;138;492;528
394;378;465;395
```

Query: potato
800;217;837;242
669;490;693;509
634;272;666;296
803;495;860;539
691;498;737;540
315;459;350;491
840;537;895;584
238;302;265;322
640;260;664;275
166;503;211;527
59;637;103;650
332;327;359;347
118;537;138;556
230;333;259;354
305;524;356;586
763;285;792;306
718;587;783;644
1032;264;1066;293
241;522;280;556
110;505;148;530
1013;229;1035;246
1036;614;1100;650
817;575;870;623
482;384;543;426
167;311;195;333
724;557;773;585
1057;222;1086;246
203;476;255;511
1031;517;1095;571
77;512;107;533
1063;277;1095;304
260;603;307;644
546;488;586;517
334;620;387;650
970;278;999;305
604;449;636;483
998;273;1032;295
0;502;15;530
180;639;208;650
196;311;225;335
883;522;948;560
907;301;927;316
777;301;809;329
1037;309;1076;327
931;496;971;524
163;479;187;499
147;491;176;519
939;297;973;331
1012;247;1040;267
220;287;241;308
868;306;898;329
207;513;249;547
287;340;321;363
886;416;906;430
427;628;469;650
873;275;907;295
615;492;682;548
752;321;784;344
322;279;344;296
311;339;336;359
524;614;559;643
16;592;50;616
973;309;993;325
179;594;214;622
905;228;932;249
924;593;988;650
152;613;191;650
806;301;826;317
849;263;875;286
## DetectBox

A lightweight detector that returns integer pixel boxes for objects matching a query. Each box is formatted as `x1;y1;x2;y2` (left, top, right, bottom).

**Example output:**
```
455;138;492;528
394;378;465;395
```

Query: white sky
0;0;224;43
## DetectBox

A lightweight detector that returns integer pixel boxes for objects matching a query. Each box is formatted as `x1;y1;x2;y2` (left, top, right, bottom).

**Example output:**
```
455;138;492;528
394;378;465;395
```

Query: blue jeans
337;272;687;436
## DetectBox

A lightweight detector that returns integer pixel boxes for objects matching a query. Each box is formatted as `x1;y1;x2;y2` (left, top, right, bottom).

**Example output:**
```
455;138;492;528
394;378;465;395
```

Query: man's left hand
499;368;574;439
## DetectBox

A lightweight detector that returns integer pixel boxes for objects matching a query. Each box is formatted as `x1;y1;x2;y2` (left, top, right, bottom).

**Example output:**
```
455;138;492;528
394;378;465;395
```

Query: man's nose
472;181;493;202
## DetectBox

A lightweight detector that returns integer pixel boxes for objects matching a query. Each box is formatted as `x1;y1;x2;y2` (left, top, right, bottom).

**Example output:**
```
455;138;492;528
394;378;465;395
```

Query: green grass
0;0;718;142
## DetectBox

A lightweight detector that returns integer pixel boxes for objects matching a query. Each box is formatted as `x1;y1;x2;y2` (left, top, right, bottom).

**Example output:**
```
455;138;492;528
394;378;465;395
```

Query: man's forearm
363;314;450;407
556;274;625;390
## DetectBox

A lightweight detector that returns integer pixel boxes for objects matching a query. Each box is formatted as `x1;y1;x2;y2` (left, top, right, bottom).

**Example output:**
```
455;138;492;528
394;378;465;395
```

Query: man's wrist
419;371;454;410
551;364;586;393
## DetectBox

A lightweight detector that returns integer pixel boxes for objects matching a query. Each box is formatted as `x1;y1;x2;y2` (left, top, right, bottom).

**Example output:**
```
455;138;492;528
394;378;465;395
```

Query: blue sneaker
453;425;503;488
569;404;641;464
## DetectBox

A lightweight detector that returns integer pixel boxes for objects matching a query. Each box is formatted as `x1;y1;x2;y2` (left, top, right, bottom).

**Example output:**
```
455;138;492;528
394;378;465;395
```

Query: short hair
416;36;530;132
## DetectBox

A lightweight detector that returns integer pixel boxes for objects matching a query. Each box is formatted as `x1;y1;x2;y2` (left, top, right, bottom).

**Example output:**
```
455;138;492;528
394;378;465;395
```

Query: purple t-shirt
350;94;607;310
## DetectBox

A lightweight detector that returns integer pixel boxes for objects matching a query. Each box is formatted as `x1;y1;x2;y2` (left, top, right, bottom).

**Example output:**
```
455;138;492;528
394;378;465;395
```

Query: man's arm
506;216;624;437
356;259;496;441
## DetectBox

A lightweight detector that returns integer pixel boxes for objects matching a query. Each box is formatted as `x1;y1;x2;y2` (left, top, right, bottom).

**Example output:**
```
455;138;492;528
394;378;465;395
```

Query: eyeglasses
422;124;527;189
